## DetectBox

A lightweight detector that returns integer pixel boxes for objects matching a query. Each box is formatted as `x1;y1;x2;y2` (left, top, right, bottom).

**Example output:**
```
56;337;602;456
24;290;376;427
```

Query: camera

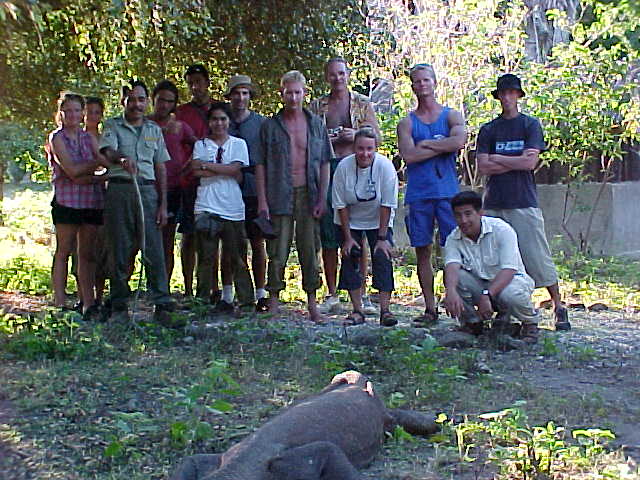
328;126;344;136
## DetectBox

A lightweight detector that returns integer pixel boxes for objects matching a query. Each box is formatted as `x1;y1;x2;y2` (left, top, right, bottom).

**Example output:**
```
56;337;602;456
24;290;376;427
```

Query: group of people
47;57;571;342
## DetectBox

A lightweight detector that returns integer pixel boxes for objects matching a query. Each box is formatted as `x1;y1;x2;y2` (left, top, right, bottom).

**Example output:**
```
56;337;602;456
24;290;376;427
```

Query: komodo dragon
170;370;438;480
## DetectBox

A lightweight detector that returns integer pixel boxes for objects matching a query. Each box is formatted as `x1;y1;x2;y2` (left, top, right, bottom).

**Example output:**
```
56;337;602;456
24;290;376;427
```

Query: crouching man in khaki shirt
443;191;540;344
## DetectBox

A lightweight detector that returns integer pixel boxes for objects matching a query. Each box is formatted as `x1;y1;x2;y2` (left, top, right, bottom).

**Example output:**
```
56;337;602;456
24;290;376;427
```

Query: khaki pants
196;220;254;306
485;207;558;288
457;269;539;326
266;187;321;294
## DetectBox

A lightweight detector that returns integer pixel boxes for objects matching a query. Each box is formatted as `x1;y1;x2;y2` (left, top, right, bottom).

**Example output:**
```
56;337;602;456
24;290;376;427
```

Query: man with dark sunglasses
397;63;467;327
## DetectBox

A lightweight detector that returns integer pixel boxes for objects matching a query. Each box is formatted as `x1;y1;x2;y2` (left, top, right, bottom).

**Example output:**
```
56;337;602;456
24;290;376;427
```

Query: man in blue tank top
477;74;570;331
397;64;467;325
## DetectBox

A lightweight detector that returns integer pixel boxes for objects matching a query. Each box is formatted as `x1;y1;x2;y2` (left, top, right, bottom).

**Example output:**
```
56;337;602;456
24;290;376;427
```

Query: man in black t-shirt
476;74;570;332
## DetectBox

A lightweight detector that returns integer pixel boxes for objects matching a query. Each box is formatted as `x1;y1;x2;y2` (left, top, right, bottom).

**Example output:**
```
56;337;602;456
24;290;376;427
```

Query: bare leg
162;223;177;284
379;290;391;313
322;247;338;296
308;291;325;323
52;224;79;307
546;283;563;310
348;288;363;312
360;241;369;293
415;245;436;313
181;232;196;296
77;224;98;311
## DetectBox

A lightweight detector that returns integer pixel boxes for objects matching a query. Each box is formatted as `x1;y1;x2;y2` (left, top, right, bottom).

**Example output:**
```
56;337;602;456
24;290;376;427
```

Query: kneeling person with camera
332;128;399;327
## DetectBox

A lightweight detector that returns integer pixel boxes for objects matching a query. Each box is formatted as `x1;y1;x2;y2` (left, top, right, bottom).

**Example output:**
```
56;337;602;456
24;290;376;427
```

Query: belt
108;177;156;185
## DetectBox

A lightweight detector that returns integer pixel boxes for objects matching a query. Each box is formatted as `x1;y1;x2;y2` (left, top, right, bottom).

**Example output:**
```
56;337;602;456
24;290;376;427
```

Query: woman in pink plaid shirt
48;92;107;317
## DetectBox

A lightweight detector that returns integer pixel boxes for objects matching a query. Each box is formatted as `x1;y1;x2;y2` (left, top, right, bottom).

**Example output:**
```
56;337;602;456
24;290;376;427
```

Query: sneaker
213;300;234;314
554;306;571;331
318;295;341;314
362;295;378;315
255;297;269;312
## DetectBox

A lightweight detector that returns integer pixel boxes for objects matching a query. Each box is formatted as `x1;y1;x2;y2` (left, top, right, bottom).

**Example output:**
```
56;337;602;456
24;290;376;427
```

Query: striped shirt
49;128;104;209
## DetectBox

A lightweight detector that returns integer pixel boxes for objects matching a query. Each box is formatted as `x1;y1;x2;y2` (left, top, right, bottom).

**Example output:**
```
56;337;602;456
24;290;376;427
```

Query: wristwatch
200;163;206;171
482;289;491;298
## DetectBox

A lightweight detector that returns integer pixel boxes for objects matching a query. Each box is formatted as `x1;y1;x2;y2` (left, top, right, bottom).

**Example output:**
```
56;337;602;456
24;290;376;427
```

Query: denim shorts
336;228;394;292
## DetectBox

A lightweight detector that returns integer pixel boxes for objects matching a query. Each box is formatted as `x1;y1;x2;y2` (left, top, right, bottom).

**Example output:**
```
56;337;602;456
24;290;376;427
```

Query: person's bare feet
307;293;326;324
308;308;327;324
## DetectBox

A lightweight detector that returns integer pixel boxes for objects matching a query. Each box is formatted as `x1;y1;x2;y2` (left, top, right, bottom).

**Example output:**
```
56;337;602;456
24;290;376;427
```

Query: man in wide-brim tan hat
225;74;269;312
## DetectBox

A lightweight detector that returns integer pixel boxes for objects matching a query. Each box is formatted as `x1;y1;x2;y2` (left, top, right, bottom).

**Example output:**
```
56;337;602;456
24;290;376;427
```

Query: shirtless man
397;64;467;326
310;57;381;316
255;71;331;322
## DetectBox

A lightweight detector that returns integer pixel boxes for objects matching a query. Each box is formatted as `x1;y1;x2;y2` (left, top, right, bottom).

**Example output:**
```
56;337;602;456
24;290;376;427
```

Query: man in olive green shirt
99;80;174;321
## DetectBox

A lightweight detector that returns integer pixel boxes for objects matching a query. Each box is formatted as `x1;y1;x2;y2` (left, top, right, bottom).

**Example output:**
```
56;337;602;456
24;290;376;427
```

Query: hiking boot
520;323;539;344
255;297;269;313
554;306;571;331
318;295;341;314
210;290;222;305
212;300;234;315
362;295;378;315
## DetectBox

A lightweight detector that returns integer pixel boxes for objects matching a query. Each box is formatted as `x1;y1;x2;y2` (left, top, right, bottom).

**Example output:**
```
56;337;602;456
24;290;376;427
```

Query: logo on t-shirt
495;140;524;154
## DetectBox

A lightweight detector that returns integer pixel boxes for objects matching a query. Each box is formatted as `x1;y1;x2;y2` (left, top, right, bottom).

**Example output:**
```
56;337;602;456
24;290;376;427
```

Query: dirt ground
1;292;639;479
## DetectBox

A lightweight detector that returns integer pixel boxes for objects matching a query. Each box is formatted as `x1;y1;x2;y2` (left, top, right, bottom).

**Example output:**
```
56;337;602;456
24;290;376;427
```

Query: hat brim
492;88;525;99
224;84;259;99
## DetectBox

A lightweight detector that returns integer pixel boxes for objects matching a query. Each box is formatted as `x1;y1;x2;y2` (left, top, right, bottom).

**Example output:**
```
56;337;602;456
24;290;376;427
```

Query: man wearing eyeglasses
332;128;399;327
397;64;467;327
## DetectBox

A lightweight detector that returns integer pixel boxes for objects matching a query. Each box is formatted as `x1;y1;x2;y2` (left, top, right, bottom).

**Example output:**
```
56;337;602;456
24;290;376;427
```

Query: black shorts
51;197;103;226
243;196;263;241
166;189;181;224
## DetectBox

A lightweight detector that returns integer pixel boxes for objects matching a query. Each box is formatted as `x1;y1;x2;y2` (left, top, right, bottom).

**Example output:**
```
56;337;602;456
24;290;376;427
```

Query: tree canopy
0;0;368;127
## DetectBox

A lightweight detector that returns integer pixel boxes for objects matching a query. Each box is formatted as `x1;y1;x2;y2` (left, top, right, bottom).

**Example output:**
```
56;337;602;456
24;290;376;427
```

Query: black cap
184;64;209;80
492;74;525;99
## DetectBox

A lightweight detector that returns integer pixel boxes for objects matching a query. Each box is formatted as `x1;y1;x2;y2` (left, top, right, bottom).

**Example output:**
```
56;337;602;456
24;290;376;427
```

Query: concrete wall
392;181;640;258
537;182;640;257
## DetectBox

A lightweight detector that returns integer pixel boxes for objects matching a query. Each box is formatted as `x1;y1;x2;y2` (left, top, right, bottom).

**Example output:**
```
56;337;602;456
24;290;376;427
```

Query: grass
1;186;639;479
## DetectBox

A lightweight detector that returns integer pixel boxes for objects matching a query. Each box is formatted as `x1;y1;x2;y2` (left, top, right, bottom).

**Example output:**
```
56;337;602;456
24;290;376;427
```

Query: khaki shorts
484;207;558;288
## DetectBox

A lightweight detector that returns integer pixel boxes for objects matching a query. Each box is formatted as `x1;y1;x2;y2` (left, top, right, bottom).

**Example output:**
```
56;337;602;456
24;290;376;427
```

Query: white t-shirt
193;136;248;221
332;152;398;230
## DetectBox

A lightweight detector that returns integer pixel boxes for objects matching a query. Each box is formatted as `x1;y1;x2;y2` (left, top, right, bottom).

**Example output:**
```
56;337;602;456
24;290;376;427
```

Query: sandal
343;310;366;326
380;310;398;327
520;323;539;344
413;308;438;327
